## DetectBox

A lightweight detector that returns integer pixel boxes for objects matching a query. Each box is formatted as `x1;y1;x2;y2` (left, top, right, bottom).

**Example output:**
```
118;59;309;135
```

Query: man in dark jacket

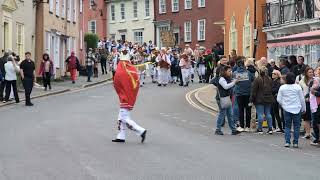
279;59;290;76
0;52;10;101
233;60;255;131
292;56;307;78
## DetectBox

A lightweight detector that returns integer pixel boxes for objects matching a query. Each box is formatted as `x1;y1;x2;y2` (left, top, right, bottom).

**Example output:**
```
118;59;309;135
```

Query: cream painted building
106;0;154;44
35;0;81;78
0;0;36;57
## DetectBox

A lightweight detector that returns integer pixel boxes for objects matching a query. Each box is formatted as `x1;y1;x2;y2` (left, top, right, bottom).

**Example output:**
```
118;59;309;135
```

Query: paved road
0;82;319;180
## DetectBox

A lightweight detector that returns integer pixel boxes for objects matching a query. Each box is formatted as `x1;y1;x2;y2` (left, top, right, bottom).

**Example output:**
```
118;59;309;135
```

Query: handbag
217;89;232;108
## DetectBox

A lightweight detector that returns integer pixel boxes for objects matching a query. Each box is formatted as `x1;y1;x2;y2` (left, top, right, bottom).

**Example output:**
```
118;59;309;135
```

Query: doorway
121;34;126;42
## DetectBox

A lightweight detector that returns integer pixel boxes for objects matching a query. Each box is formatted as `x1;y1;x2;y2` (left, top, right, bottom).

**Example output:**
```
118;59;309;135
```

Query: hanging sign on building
160;30;175;47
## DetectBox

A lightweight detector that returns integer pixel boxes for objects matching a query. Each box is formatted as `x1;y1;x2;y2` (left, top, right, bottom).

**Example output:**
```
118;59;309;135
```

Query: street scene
1;0;320;179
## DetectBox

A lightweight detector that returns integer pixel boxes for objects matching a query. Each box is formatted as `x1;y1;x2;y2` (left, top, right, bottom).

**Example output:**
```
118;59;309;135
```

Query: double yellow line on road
185;86;215;116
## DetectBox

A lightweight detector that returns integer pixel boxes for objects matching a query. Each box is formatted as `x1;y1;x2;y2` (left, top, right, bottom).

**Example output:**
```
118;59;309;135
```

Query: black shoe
15;100;20;103
112;139;125;143
158;84;162;87
267;129;273;135
163;84;167;87
26;103;34;106
141;130;147;143
179;84;183;86
256;129;264;135
215;130;224;135
72;81;75;84
232;130;241;135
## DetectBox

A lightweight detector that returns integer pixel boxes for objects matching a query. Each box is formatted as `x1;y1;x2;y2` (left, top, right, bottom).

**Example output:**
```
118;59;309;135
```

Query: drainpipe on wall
253;0;258;59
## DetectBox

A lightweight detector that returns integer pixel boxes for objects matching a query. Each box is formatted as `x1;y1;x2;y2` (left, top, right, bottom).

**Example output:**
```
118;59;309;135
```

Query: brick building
224;0;267;59
79;0;107;63
154;0;224;49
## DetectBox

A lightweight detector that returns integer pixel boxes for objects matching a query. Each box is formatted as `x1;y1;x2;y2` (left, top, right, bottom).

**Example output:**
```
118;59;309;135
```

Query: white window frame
229;16;238;53
88;20;97;34
80;0;83;13
145;0;150;17
185;0;192;10
73;0;77;22
110;4;115;21
89;0;94;9
159;0;166;14
134;31;143;45
49;0;54;13
197;19;206;41
55;0;60;16
61;0;66;18
198;0;205;8
184;21;192;42
172;0;179;12
243;8;252;57
120;3;125;20
80;30;83;50
133;1;138;19
67;0;71;21
16;23;24;57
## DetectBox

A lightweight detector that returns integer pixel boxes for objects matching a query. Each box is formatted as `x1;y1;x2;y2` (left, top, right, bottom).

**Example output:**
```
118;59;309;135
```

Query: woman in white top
3;55;20;103
299;67;313;139
277;72;306;148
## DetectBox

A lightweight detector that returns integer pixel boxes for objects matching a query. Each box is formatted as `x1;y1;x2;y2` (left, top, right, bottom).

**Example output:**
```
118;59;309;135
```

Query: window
16;23;24;57
197;19;205;41
67;0;71;21
120;3;125;20
110;5;115;21
184;21;192;42
49;0;54;12
55;0;60;16
159;0;166;14
133;1;138;19
134;31;143;45
230;16;238;52
61;0;66;18
80;0;82;13
110;34;116;40
145;0;150;17
88;20;96;34
172;0;179;12
243;8;252;57
198;0;205;7
73;0;76;22
89;0;95;9
185;0;192;9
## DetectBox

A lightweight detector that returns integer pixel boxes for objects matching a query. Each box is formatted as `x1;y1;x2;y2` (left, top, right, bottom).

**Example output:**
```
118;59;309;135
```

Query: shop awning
267;30;320;48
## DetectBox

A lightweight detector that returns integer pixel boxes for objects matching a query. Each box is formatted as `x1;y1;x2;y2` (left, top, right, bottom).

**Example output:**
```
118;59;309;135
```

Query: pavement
0;72;112;107
194;85;218;112
0;80;319;180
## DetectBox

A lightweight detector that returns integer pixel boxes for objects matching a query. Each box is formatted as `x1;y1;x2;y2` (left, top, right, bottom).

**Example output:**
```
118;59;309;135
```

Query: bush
84;33;99;51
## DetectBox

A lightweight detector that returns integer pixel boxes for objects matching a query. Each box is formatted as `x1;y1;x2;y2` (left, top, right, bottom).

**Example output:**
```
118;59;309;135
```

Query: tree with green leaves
84;33;99;51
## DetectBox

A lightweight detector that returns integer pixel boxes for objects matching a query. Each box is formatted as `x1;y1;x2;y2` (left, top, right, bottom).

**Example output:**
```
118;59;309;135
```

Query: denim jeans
233;96;239;125
284;111;301;144
256;104;272;130
86;65;93;81
216;100;236;132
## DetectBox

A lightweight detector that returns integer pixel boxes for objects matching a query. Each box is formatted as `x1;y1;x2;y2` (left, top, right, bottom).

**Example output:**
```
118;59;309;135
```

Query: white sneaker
244;128;250;132
237;127;245;132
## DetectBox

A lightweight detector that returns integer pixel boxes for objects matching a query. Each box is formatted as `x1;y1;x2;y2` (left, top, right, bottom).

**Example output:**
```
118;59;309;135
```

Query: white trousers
116;108;145;140
138;70;145;86
158;68;170;85
181;68;190;85
198;64;206;76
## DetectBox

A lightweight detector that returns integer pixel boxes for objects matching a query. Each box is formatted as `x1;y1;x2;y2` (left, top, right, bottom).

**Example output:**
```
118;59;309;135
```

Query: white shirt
4;61;20;81
218;77;236;90
277;84;306;114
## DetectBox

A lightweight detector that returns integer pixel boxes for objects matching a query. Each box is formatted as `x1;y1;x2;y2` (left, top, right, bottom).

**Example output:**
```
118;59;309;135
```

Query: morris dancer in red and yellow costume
112;48;147;143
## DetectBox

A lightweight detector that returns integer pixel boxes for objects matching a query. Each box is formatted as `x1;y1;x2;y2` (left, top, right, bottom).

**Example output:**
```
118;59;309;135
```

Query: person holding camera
3;55;20;103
